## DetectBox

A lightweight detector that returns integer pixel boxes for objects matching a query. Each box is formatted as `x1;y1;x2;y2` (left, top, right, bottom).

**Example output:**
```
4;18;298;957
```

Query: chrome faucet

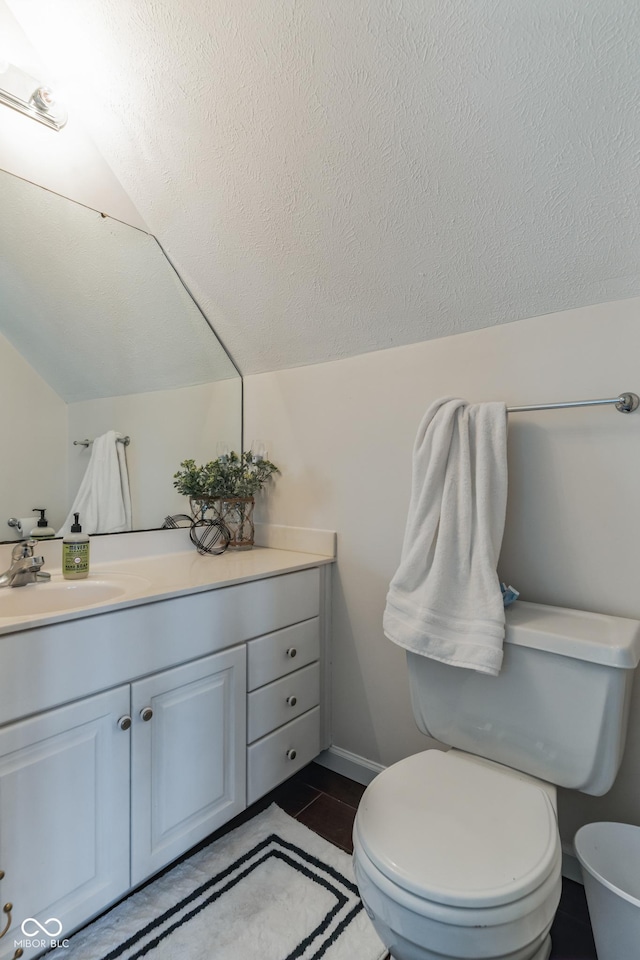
0;540;51;588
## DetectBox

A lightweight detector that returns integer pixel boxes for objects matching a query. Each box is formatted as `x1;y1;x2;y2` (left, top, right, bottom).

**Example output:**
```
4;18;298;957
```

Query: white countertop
0;546;333;635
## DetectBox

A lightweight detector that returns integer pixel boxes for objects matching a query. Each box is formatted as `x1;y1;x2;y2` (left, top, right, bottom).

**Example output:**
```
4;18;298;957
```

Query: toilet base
531;937;552;960
388;939;551;960
378;917;551;960
388;946;550;960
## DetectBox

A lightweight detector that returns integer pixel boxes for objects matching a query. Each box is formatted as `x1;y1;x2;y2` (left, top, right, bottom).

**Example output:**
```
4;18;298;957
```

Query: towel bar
507;393;638;414
73;436;130;446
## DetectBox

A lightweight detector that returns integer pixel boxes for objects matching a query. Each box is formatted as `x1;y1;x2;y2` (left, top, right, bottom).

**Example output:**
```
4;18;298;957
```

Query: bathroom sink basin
0;574;152;619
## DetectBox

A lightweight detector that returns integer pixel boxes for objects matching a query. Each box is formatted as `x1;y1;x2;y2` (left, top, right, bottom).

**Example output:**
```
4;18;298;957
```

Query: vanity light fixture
0;61;67;130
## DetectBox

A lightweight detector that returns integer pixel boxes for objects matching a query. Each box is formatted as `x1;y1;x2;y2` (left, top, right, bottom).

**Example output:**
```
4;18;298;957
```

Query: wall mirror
0;168;242;542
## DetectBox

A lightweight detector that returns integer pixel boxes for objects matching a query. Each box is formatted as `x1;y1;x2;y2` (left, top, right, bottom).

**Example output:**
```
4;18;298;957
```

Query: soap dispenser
30;508;55;539
62;513;90;579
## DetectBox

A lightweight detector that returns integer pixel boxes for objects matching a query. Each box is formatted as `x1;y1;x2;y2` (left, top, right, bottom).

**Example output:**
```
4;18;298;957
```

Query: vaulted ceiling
8;0;640;375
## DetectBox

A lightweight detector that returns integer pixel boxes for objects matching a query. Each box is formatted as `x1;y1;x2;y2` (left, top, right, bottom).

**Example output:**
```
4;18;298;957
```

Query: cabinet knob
118;715;132;731
286;749;297;761
140;707;154;722
286;695;297;707
286;647;297;659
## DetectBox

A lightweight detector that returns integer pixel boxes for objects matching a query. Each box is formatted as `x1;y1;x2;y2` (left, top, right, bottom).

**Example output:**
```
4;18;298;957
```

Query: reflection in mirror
0;169;242;542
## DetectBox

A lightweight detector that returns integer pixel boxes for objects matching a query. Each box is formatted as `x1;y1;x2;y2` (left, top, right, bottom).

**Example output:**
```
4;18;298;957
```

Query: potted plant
173;450;278;548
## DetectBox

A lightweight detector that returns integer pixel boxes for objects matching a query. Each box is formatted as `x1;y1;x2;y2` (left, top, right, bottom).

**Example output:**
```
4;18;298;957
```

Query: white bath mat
58;804;387;960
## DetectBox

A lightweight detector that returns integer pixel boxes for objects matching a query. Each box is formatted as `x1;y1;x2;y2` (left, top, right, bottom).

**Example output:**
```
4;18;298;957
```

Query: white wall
67;379;242;530
244;296;640;845
0;330;67;530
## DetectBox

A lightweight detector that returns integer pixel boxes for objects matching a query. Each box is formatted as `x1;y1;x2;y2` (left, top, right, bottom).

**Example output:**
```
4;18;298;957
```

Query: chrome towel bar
507;393;638;414
73;435;131;446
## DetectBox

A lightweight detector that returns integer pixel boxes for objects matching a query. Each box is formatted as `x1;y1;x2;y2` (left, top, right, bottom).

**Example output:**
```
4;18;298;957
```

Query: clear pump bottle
30;508;55;539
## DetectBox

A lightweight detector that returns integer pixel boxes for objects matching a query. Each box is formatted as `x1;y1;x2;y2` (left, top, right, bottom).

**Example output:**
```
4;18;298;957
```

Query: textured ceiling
8;0;640;375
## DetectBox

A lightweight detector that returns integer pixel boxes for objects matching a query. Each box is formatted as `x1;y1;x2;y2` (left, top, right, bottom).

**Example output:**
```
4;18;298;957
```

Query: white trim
318;566;333;751
315;746;385;786
254;524;336;557
33;525;337;568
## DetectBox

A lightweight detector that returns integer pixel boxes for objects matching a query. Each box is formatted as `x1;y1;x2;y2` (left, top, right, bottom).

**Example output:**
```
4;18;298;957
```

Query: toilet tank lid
505;602;640;668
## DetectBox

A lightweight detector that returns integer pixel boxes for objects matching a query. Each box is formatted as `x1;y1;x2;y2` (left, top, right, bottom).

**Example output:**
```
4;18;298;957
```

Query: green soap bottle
62;513;90;579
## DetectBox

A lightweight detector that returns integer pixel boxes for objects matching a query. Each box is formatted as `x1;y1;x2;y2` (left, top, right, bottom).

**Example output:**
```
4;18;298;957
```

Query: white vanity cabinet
0;687;131;958
247;618;322;803
130;645;246;885
0;561;329;959
0;647;246;960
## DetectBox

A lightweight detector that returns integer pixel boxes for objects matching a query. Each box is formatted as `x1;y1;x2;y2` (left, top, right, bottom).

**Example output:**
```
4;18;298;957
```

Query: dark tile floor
254;762;598;960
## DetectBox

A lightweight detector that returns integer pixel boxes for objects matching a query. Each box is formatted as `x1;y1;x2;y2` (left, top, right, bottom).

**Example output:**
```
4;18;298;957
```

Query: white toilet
353;601;640;960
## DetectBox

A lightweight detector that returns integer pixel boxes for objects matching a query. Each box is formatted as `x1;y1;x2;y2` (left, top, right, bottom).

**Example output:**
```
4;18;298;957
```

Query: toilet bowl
353;750;562;960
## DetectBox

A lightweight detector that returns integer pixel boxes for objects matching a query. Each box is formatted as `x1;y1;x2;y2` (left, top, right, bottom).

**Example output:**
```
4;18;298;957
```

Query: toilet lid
356;750;559;909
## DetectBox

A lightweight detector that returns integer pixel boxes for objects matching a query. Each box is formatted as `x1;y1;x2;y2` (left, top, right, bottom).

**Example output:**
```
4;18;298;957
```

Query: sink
0;574;152;619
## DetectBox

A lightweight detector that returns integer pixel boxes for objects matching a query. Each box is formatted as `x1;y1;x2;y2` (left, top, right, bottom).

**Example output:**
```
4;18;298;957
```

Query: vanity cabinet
0;687;131;957
0;647;246;959
130;646;245;885
247;618;321;803
0;563;328;959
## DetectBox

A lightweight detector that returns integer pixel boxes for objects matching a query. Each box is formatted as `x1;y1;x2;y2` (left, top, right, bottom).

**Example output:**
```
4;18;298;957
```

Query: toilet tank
407;602;640;795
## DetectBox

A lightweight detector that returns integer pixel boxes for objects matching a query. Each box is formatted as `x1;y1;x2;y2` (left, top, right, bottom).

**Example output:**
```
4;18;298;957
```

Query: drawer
247;618;319;690
247;707;320;804
247;662;320;743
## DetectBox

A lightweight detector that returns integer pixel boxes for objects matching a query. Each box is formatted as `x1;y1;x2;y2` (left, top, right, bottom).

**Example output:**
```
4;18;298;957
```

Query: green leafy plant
173;451;278;499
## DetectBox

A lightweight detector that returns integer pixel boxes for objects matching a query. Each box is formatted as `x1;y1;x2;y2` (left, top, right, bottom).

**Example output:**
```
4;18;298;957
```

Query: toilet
353;601;640;960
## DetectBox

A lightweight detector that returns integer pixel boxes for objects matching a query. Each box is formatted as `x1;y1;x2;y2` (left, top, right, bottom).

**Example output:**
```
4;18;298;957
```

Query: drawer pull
286;647;297;659
140;707;154;722
286;748;297;761
286;695;297;707
118;715;132;731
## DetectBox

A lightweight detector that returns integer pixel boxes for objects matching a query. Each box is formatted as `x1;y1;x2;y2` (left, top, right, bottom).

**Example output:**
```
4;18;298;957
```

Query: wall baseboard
315;745;385;785
316;746;585;886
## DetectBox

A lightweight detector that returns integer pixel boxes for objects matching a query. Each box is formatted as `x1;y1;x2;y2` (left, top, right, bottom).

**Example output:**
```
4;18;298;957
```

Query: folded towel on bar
383;397;508;676
58;431;132;536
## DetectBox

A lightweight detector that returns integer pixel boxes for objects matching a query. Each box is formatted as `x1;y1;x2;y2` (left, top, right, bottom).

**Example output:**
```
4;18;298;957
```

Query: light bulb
32;85;56;112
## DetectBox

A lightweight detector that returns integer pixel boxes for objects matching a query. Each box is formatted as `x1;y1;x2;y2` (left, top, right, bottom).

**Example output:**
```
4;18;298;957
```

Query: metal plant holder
189;496;255;549
215;496;255;549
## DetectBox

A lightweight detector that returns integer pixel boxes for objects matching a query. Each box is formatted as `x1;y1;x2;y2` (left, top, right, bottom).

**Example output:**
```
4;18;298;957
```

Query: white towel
383;397;508;676
58;431;132;536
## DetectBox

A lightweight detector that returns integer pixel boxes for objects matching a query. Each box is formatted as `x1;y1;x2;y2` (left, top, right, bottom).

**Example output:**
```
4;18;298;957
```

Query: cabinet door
0;686;130;960
130;646;246;885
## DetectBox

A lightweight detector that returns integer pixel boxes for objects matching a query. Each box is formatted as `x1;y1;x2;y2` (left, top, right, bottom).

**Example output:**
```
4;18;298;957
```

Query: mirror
0;168;242;541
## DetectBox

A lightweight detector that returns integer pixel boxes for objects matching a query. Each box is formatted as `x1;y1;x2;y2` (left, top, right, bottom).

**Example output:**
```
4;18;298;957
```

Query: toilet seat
355;749;559;909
